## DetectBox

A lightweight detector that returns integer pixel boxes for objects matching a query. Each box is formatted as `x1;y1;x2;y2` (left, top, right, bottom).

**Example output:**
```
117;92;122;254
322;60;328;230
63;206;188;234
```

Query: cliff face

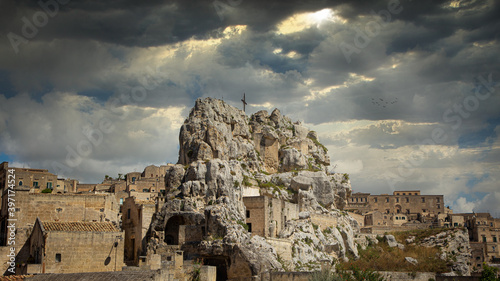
178;97;329;174
149;98;355;279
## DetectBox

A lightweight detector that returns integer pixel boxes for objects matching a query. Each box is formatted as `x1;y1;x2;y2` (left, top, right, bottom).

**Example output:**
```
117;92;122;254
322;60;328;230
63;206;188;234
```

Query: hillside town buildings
0;161;498;279
347;190;451;227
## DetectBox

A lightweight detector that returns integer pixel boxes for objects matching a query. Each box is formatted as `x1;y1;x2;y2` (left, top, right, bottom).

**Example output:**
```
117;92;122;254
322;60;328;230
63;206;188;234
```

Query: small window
437;204;441;209
402;193;405;195
396;197;399;203
494;236;497;242
33;181;39;187
247;223;252;232
374;198;378;203
406;197;409;203
55;253;61;263
246;210;250;218
142;189;149;192
483;236;486;242
436;198;440;203
132;177;136;183
18;181;23;186
127;209;131;220
385;197;389;203
421;197;425;203
402;216;405;220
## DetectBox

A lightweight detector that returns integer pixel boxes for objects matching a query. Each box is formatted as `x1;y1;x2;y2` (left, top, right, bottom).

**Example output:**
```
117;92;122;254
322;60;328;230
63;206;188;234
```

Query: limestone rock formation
420;229;472;276
147;98;356;279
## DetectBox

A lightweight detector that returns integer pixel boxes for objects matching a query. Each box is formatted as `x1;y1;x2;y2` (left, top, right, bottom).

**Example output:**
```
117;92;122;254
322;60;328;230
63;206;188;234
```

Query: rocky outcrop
278;215;359;270
179;98;330;174
419;229;472;276
147;98;356;279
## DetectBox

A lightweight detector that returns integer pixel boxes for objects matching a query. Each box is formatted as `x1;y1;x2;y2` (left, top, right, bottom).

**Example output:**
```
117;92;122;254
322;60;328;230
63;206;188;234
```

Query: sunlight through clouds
276;8;340;34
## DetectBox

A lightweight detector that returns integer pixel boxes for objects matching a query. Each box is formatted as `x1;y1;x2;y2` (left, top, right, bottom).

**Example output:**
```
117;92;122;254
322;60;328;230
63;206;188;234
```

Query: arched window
18;181;23;186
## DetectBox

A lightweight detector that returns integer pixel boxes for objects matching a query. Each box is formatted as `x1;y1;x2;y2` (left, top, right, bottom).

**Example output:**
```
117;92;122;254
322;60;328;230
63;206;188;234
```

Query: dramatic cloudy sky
1;0;499;216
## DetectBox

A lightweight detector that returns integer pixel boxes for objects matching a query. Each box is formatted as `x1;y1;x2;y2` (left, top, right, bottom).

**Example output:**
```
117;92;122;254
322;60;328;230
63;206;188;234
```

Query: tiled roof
24;271;158;281
42;221;119;232
0;276;33;281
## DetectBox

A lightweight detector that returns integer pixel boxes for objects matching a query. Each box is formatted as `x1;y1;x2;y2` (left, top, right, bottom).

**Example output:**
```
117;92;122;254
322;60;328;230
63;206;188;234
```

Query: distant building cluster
346;190;500;273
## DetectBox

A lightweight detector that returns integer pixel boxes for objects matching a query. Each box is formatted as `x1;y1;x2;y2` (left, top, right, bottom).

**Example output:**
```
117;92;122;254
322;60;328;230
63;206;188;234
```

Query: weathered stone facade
0;188;120;271
26;218;125;274
243;196;299;238
0;162;58;195
348;190;448;227
122;197;156;265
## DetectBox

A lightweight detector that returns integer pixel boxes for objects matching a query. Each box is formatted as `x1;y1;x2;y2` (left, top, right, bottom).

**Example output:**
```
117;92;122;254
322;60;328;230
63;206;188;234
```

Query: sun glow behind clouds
308;9;334;24
276;8;337;34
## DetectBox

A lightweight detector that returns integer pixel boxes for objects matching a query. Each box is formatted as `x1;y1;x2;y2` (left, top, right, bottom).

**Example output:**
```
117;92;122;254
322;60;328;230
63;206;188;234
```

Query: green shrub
41;188;52;193
480;262;499;281
242;175;252;187
237;220;249;231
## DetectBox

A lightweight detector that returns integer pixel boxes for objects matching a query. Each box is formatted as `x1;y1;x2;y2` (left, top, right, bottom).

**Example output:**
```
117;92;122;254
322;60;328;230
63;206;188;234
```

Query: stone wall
42;230;126;273
263;271;437;281
0;189;119;265
377;271;435;281
310;214;338;231
435;277;480;281
122;197;156;265
348;192;444;218
347;212;364;227
266;238;293;262
179;225;203;244
243;196;268;237
264;271;312;281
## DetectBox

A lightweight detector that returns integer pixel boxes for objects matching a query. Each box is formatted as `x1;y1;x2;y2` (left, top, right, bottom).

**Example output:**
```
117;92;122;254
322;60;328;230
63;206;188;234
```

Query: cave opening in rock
203;256;229;281
165;216;185;245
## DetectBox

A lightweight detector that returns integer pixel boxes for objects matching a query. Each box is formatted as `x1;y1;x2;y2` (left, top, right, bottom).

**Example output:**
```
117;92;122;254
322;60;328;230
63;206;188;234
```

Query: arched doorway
164;216;185;245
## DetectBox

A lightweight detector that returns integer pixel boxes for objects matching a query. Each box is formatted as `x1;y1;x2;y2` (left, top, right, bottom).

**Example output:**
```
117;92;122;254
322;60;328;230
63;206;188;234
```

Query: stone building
0;162;58;195
347;190;447;225
55;178;78;193
243;196;299;238
122;197;157;266
0;187;120;270
469;213;500;270
26;218;125;274
443;212;500;272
